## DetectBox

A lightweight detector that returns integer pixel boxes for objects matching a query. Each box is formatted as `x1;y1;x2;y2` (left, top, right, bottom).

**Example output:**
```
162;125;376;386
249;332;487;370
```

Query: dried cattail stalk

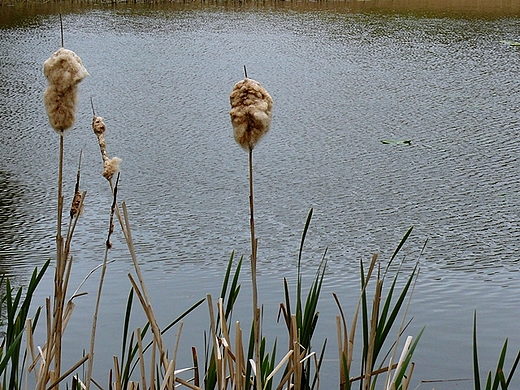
43;48;89;134
230;78;273;150
92;116;121;181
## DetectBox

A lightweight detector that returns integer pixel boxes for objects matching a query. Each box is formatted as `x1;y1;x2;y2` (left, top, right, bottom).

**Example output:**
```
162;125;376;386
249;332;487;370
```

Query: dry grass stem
191;347;200;387
150;338;157;389
265;350;294;387
172;322;184;382
176;377;202;390
127;272;169;374
122;204;168;371
113;356;122;390
137;327;147;390
235;322;244;390
85;176;120;390
46;354;89;390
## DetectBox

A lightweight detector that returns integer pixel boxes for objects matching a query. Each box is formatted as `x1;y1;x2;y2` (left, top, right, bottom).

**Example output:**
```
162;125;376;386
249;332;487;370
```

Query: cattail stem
86;174;119;390
53;134;65;390
248;147;261;389
57;135;64;259
59;13;64;48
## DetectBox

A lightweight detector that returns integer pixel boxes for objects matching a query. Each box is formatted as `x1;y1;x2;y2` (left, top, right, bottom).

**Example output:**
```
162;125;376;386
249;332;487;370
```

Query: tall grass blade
491;340;508;390
473;311;481;390
386;226;413;272
506;350;520;387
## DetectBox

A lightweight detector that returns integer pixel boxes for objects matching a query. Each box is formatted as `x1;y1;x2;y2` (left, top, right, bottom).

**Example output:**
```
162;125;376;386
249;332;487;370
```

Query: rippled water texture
0;4;519;389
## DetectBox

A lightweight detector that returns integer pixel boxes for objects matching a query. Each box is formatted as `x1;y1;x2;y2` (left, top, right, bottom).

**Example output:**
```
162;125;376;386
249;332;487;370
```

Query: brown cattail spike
230;78;273;150
43;48;89;134
70;190;82;219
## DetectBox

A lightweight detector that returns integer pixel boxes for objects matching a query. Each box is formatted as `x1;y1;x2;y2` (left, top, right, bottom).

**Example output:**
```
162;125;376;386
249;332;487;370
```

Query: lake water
0;1;519;389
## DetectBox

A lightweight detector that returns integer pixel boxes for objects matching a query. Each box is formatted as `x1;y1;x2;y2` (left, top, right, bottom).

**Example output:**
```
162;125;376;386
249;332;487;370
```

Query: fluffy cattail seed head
230;78;273;150
103;157;121;181
43;48;89;134
92;116;106;135
92;116;122;182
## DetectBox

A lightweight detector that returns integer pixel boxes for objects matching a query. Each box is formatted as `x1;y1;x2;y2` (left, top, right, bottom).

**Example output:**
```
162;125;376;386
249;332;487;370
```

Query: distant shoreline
1;0;519;19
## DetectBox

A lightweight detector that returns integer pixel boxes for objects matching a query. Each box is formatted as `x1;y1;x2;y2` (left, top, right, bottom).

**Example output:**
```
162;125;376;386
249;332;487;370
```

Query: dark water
0;3;519;389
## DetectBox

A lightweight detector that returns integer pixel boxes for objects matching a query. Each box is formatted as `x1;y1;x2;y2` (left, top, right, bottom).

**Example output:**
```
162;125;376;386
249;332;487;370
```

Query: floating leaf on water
500;40;520;46
380;139;412;145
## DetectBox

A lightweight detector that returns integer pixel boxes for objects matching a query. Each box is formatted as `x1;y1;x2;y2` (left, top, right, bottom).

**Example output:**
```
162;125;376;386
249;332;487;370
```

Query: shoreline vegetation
1;0;520;20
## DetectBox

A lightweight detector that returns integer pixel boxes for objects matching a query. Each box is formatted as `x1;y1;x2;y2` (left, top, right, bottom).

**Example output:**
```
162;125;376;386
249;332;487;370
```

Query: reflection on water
0;170;53;278
0;4;519;389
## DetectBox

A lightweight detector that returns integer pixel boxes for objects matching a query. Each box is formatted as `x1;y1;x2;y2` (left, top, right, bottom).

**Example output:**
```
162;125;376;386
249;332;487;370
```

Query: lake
0;1;519;388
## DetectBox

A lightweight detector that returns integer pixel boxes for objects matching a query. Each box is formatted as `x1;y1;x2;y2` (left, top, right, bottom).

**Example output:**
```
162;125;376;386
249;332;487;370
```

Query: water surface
0;3;519;389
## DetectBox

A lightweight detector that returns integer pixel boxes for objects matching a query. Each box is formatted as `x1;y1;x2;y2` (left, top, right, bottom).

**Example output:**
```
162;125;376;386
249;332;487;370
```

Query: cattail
230;78;273;150
70;190;83;219
103;157;121;181
230;75;273;390
43;48;89;134
92;115;106;136
92;116;121;181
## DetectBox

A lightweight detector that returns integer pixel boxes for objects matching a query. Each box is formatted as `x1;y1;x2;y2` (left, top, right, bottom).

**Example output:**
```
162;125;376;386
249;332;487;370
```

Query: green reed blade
506;349;520;387
220;251;234;306
474;311;481;390
386;226;413;272
120;288;134;373
311;338;327;390
498;369;507;390
226;254;243;320
297;208;314;317
492;340;508;390
282;277;292;330
485;371;493;390
375;266;417;361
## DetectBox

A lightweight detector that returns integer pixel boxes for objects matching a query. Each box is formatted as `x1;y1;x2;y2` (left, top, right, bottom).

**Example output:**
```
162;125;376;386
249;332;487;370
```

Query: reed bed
0;21;518;390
